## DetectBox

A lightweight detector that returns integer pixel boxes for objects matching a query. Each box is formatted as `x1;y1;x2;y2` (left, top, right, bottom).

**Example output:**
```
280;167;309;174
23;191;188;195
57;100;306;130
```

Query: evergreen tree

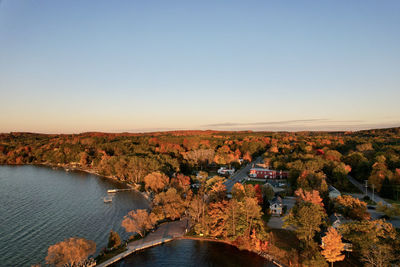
107;230;121;249
380;177;392;199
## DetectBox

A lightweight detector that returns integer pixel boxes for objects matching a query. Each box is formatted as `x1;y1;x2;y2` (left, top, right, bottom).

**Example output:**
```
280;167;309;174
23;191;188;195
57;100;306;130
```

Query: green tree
283;201;326;247
107;230;121;250
340;219;399;267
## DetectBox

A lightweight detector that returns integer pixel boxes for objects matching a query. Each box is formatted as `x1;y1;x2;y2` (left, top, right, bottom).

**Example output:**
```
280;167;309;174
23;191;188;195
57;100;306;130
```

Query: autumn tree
231;183;246;201
376;202;400;218
183;149;215;169
107;230;121;250
127;157;148;183
152;188;186;220
170;173;191;193
121;209;156;238
283;201;326;247
254;184;263;204
188;194;207;234
226;199;240;237
368;159;393;193
295;188;324;207
209;180;227;202
207;200;229;238
341;219;399;267
261;183;275;201
296;170;328;193
144;172;169;192
79;151;89;166
242;196;265;235
234;228;269;252
334;195;370;220
321;227;345;267
45;237;96;267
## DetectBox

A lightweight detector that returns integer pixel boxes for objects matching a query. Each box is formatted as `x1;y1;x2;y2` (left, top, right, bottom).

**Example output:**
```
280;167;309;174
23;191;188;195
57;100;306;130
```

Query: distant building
329;213;352;229
328;185;341;199
249;168;289;179
217;167;235;176
269;196;283;216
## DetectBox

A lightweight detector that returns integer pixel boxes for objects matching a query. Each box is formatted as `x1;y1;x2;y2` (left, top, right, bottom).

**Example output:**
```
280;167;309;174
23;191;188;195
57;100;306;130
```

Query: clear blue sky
1;0;399;133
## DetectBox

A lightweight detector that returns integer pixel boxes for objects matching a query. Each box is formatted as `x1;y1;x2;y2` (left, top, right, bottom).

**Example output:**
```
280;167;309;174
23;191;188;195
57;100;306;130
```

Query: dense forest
2;128;400;266
1;128;400;200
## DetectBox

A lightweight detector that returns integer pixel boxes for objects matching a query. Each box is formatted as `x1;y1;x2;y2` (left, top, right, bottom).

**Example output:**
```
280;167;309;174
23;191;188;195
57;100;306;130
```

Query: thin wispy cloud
200;119;400;132
203;119;335;128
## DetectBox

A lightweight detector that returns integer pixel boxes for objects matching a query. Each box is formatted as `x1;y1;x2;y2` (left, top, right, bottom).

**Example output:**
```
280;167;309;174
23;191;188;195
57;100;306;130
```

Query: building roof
250;167;273;171
270;196;282;205
329;213;352;227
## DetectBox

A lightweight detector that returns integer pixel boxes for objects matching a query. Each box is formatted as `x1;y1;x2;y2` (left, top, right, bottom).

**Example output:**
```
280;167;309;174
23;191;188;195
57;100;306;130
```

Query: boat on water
103;196;113;203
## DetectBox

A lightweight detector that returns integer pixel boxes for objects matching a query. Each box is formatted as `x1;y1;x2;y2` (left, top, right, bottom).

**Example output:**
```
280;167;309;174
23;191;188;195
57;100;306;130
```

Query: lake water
0;166;273;267
0;165;149;267
114;239;274;267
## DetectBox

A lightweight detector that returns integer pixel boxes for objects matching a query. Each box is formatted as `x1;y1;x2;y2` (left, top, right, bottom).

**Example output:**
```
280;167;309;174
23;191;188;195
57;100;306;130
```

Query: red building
249;168;289;179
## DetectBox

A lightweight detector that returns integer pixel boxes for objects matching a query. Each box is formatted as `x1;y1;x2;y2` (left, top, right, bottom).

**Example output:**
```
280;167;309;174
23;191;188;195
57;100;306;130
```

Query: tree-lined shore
2;128;400;266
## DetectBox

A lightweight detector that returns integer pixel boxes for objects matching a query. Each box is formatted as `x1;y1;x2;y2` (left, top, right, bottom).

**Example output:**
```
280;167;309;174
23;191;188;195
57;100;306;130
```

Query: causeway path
97;218;189;267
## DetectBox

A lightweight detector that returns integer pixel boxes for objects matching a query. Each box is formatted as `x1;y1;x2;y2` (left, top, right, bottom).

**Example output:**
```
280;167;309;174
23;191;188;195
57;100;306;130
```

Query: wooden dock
107;188;134;193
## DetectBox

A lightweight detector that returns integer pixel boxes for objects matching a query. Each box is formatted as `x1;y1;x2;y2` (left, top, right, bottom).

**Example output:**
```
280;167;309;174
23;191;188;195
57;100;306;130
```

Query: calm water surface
114;239;273;267
0;165;149;267
0;166;273;267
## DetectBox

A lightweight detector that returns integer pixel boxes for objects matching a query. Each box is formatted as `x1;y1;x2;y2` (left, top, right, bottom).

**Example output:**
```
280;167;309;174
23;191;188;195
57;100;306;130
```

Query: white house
269;196;283;216
217;167;235;176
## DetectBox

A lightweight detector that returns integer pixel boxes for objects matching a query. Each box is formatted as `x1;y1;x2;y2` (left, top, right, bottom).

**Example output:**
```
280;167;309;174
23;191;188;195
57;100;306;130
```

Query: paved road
346;175;391;207
224;156;263;192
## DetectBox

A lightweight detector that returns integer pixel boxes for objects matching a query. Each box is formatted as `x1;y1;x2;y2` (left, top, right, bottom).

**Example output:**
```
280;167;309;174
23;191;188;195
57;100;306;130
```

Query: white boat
103;196;113;203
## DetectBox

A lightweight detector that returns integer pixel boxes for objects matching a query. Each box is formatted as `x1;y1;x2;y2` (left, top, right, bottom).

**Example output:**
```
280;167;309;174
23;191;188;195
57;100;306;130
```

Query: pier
107;188;134;193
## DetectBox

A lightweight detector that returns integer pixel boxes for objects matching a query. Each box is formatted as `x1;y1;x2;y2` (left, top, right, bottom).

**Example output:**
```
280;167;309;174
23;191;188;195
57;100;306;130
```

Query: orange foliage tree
334;195;370;220
207;200;229;238
170;173;191;193
152;188;186;220
45;237;96;267
121;209;157;238
321;227;345;267
295;188;324;207
144;172;169;192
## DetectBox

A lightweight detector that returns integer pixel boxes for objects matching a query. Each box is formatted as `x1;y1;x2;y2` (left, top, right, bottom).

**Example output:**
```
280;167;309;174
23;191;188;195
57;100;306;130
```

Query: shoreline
1;162;151;201
2;163;284;266
176;236;285;266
